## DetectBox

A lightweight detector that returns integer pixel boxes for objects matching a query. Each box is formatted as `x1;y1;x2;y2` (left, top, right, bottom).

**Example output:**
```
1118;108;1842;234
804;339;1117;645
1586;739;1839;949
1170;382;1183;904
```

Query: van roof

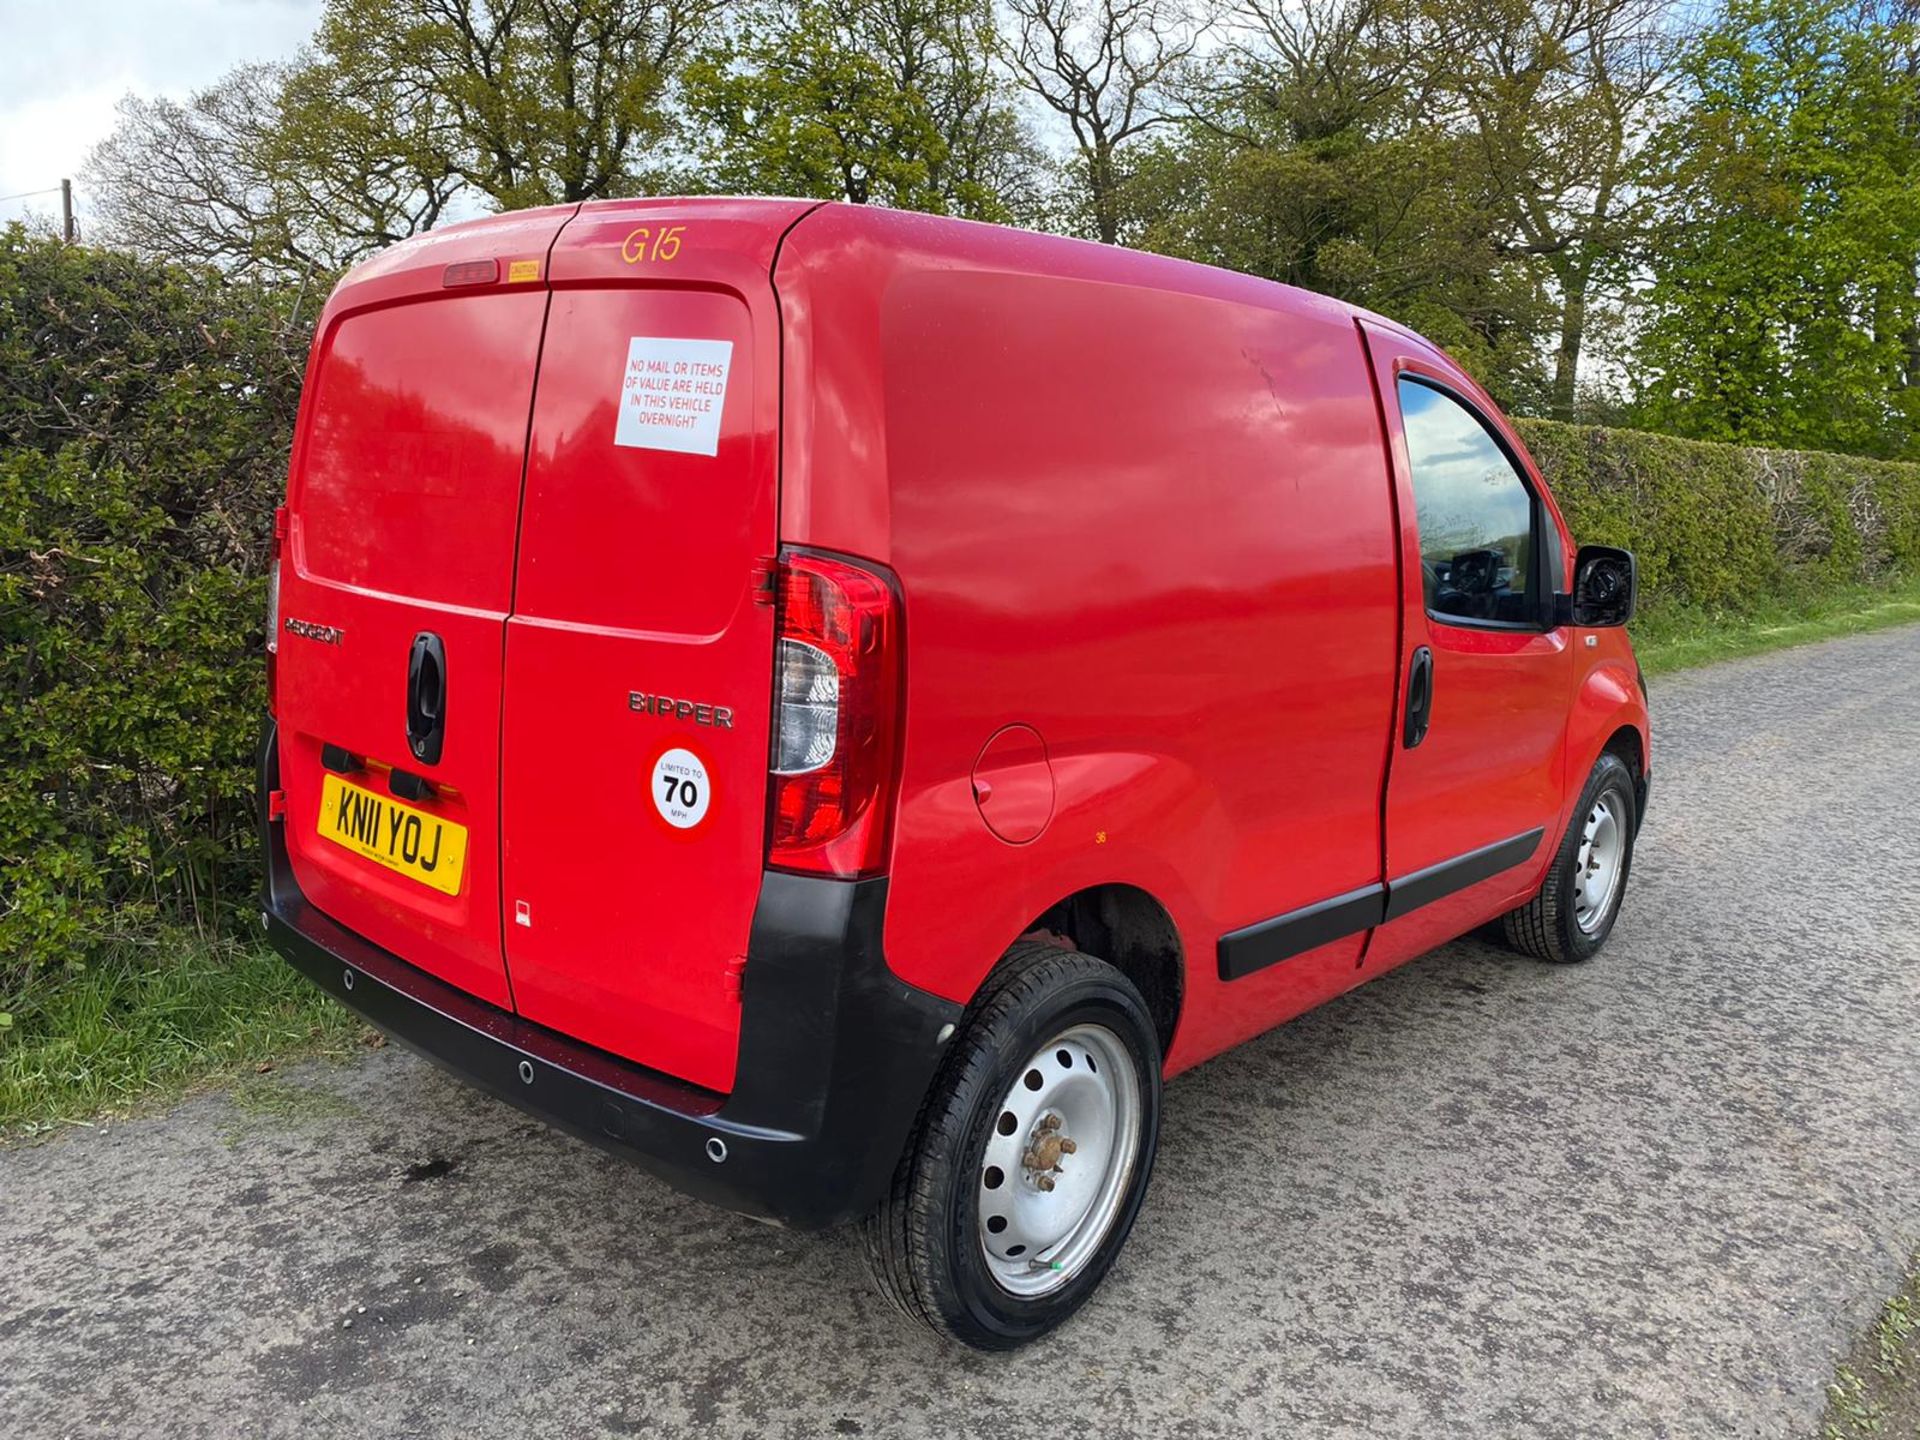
345;196;1381;320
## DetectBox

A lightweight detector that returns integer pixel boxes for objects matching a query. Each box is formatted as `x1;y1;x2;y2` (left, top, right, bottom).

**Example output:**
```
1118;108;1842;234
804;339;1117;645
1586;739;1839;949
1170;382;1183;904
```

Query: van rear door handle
406;632;447;765
1403;646;1434;748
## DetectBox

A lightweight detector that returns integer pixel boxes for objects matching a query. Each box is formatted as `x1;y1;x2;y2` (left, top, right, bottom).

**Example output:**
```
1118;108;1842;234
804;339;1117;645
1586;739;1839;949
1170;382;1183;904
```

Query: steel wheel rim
1572;792;1626;935
976;1023;1142;1298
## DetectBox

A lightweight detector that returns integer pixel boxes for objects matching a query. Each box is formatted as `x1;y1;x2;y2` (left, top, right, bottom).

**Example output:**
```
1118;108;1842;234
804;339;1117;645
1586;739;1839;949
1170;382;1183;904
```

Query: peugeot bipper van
261;198;1649;1349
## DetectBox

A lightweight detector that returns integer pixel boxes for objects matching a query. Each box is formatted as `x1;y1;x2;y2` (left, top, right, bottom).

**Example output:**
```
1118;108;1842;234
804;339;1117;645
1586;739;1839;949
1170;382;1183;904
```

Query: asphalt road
6;625;1920;1439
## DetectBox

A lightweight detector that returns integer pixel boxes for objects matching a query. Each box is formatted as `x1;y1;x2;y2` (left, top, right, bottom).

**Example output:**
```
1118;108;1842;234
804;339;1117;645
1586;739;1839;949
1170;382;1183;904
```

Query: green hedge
1516;419;1920;620
4;230;1920;987
0;229;304;983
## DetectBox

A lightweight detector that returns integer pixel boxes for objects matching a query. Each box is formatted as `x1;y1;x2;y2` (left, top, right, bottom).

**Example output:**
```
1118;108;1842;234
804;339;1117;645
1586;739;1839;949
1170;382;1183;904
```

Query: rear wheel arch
1013;884;1185;1058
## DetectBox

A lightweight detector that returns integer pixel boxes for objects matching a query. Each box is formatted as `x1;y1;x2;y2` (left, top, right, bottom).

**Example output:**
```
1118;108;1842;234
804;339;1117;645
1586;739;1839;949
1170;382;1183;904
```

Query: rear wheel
862;942;1161;1349
1502;750;1638;963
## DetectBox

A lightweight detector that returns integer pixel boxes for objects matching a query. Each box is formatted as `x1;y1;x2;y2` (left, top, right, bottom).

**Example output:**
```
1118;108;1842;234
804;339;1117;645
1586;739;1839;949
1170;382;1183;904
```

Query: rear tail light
767;552;903;878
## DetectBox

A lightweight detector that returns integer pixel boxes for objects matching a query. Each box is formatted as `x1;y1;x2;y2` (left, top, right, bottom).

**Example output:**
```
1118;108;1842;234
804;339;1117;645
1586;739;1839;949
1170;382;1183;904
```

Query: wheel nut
1036;1175;1056;1192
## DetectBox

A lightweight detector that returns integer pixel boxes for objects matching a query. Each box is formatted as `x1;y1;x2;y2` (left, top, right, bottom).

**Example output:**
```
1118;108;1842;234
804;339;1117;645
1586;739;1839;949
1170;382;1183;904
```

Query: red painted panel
776;207;1403;1074
1564;638;1651;807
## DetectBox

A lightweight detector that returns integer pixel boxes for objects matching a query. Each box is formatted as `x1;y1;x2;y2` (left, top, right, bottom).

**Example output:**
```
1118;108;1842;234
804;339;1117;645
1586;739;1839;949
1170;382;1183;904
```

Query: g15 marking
621;225;686;264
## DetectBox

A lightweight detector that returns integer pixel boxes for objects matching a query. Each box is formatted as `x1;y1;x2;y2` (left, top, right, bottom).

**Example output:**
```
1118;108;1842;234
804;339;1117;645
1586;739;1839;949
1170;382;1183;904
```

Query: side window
1397;377;1540;626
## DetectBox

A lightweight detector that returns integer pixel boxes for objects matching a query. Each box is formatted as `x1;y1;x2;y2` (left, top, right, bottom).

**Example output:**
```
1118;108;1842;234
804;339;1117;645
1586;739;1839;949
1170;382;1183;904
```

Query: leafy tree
316;0;722;209
1634;0;1920;456
682;0;1040;219
75;0;1920;455
1131;0;1555;405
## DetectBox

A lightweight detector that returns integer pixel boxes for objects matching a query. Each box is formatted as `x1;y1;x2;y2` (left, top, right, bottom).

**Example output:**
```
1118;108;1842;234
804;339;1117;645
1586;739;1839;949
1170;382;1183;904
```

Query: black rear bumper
259;723;960;1230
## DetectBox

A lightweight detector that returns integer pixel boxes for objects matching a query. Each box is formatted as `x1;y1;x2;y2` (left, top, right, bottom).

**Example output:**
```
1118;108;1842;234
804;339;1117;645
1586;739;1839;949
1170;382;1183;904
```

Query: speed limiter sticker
650;746;712;830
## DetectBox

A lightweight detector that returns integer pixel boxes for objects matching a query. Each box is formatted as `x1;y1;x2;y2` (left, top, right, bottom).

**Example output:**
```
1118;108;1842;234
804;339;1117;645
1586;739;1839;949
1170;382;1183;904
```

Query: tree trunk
1089;144;1120;246
1551;281;1588;421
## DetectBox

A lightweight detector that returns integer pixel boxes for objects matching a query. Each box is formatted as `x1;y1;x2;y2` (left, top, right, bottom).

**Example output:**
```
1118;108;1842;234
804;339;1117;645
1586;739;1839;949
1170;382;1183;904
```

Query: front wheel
1502;749;1639;963
861;942;1162;1349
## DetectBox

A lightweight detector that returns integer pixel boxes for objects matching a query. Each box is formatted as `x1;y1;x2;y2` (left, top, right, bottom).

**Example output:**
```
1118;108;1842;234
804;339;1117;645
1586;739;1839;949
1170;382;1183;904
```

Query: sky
0;0;322;232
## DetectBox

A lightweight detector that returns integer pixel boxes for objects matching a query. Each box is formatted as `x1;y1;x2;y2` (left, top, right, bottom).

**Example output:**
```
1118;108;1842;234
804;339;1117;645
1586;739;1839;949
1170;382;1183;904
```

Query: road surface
5;624;1920;1438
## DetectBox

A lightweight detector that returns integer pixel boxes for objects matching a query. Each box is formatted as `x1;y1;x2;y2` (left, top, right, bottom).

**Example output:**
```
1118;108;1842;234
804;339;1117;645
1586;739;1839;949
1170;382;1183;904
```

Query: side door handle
1403;645;1434;749
406;632;447;765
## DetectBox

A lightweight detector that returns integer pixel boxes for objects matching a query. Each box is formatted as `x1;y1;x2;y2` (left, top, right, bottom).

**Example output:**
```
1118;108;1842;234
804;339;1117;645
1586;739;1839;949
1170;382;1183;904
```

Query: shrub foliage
1;229;305;976
3;232;1919;984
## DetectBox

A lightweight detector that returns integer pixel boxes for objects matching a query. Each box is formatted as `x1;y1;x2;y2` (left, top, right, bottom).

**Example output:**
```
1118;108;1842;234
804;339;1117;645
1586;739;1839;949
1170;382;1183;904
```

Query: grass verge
1631;573;1920;676
1823;1248;1920;1439
0;931;367;1142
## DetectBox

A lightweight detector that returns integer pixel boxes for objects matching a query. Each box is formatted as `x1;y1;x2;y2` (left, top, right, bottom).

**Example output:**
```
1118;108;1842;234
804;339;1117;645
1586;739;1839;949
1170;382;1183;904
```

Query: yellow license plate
318;773;468;896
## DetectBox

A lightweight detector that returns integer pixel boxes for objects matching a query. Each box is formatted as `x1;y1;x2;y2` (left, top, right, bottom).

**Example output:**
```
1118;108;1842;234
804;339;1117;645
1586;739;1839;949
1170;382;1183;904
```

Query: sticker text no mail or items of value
614;336;734;457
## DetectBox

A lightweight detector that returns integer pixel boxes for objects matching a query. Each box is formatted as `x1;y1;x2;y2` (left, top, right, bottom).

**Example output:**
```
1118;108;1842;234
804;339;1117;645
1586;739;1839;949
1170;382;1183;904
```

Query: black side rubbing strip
1218;884;1385;981
1219;827;1546;981
1379;827;1545;923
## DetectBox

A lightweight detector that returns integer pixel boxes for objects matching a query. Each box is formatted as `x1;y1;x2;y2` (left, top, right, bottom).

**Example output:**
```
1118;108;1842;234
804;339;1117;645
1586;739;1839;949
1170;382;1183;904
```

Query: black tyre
861;941;1162;1350
1502;750;1639;963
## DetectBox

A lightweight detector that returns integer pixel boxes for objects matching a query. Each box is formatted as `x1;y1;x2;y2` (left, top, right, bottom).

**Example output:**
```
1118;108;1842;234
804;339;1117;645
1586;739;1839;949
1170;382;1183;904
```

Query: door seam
1354;316;1409;967
494;202;585;1015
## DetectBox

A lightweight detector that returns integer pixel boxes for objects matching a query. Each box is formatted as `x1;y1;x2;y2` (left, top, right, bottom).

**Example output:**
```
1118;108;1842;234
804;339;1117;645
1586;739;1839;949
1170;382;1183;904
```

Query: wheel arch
1014;884;1185;1057
1601;721;1649;828
1567;657;1648;826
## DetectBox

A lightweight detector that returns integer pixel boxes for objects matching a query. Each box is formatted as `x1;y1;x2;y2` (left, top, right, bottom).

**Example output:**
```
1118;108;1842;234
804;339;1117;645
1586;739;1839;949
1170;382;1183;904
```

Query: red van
261;198;1649;1348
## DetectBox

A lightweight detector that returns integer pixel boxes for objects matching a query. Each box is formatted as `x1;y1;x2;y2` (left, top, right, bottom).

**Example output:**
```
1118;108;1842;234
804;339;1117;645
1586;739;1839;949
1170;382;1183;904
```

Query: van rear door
276;209;573;1009
497;200;816;1093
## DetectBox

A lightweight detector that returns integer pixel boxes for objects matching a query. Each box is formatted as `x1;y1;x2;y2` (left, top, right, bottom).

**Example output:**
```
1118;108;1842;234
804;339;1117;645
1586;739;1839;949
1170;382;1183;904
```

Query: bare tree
85;0;726;280
1005;0;1201;243
1207;0;1429;145
86;68;429;280
87;61;456;281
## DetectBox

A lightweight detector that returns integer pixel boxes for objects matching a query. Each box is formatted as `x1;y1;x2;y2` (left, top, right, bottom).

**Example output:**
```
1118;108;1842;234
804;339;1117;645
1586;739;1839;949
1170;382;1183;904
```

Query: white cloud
0;0;322;225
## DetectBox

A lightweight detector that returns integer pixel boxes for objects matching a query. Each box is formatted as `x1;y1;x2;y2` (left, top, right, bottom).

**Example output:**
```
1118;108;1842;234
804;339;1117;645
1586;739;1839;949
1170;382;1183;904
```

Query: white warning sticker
614;336;733;456
651;747;712;830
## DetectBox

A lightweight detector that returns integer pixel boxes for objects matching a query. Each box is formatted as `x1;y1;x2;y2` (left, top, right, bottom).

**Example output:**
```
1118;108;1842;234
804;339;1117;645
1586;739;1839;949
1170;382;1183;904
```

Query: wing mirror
1561;545;1637;628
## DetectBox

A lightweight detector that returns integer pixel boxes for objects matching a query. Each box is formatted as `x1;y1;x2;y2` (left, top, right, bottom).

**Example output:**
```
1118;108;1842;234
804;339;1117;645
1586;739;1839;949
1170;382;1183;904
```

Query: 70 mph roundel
651;746;711;830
